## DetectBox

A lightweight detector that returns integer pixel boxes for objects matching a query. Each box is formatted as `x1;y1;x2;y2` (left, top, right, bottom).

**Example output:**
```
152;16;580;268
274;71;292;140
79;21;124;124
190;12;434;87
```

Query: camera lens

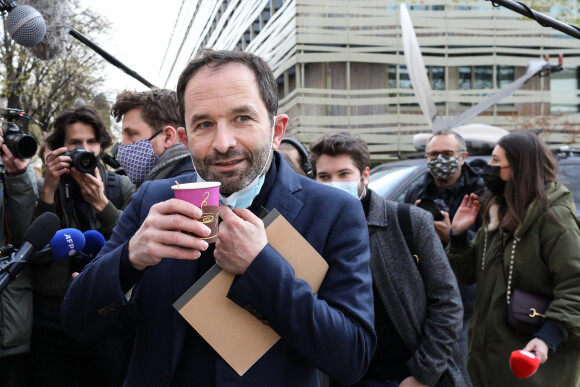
4;132;38;159
79;154;93;169
69;148;97;174
417;198;444;221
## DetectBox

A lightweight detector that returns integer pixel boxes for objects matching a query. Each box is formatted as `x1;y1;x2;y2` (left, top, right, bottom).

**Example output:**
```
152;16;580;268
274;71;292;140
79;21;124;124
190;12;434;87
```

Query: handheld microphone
3;1;47;47
31;228;86;262
0;212;60;292
510;350;540;379
80;230;105;260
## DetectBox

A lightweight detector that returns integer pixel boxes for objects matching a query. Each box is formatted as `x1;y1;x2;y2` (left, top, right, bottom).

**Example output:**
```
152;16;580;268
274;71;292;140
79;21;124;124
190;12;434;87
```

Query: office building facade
161;0;580;160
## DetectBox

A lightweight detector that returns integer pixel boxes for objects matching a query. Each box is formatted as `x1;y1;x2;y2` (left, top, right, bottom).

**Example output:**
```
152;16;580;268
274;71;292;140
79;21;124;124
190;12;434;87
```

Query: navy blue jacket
61;155;375;386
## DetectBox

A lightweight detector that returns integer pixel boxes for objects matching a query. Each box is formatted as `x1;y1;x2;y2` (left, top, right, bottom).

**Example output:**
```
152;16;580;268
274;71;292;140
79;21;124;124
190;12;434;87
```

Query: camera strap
59;175;97;232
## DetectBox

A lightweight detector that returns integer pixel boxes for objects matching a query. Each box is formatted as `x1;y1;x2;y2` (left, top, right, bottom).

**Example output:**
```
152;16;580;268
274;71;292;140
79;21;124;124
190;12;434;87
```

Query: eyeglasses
425;150;464;159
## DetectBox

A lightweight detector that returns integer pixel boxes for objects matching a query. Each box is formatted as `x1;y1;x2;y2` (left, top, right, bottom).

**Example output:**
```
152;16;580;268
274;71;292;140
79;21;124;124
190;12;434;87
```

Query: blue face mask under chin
218;173;266;209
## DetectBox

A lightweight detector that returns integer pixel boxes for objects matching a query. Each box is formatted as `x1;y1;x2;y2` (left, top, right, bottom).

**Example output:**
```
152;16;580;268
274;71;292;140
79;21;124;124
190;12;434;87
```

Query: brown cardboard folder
173;209;329;376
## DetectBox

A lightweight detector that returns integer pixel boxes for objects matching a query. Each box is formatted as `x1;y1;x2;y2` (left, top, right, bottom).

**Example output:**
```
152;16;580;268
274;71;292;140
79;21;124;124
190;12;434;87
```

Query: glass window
388;64;397;89
368;166;421;200
497;65;514;89
474;66;493;89
551;67;579;114
497;65;515;107
432;66;445;90
459;66;471;90
557;160;580;213
400;65;411;89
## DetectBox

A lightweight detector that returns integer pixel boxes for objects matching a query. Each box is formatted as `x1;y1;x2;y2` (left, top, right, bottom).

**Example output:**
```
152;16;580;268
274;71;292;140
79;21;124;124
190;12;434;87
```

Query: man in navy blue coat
61;49;375;386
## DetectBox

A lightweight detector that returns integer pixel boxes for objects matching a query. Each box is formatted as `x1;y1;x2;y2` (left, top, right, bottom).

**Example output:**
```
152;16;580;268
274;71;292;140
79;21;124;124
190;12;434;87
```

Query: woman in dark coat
449;132;580;386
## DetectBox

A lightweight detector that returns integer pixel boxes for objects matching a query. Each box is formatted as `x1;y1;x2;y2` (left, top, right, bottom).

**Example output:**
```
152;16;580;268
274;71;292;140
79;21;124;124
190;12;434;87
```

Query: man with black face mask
405;130;486;356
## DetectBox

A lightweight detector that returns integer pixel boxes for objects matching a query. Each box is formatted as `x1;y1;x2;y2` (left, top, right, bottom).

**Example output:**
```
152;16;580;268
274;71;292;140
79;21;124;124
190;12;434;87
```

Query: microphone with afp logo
31;228;86;262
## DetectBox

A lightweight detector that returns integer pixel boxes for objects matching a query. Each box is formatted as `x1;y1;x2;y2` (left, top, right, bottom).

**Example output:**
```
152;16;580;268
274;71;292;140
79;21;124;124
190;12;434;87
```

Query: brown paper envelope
173;209;329;376
262;210;328;292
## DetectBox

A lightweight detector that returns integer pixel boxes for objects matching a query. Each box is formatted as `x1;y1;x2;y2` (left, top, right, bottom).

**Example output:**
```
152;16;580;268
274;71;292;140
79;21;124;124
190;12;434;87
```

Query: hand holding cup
172;182;221;243
128;196;213;270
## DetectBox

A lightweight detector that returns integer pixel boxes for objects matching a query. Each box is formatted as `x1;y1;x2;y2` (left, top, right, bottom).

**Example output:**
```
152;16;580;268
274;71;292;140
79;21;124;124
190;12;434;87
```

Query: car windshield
369;165;420;198
558;162;580;214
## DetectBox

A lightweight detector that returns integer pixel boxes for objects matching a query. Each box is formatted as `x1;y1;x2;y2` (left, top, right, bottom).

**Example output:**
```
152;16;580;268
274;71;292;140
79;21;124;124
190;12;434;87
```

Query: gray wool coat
367;190;471;387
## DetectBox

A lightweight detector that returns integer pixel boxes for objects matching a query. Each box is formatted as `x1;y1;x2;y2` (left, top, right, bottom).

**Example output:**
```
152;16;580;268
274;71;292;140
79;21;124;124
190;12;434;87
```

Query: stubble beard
193;139;272;194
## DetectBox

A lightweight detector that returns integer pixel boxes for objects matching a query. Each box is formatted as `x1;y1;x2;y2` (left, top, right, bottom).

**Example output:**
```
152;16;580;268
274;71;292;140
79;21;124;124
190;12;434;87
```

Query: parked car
369;148;580;216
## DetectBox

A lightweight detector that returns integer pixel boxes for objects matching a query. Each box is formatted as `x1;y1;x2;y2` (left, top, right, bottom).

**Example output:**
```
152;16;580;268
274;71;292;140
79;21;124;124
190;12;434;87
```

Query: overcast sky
81;0;183;97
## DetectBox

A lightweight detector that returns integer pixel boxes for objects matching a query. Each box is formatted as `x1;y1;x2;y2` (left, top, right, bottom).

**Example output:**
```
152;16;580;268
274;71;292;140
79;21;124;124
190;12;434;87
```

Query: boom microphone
0;212;60;292
3;1;47;47
25;0;71;60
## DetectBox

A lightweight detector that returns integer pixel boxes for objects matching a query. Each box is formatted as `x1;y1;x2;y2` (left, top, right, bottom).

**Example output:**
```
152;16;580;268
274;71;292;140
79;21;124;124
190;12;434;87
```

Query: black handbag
507;288;552;335
499;232;552;335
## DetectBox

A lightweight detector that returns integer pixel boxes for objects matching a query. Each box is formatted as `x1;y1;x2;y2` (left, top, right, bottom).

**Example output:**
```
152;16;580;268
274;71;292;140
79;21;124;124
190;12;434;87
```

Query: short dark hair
46;105;112;152
309;131;370;176
111;88;183;131
426;130;467;151
176;49;278;125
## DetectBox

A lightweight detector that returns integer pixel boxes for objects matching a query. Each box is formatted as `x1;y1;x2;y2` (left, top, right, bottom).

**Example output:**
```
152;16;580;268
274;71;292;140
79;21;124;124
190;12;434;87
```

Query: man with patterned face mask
405;129;486;357
405;130;486;243
111;88;195;187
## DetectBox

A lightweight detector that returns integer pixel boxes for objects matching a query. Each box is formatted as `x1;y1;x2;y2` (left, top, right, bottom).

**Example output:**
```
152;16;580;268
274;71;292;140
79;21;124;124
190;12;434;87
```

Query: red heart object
510;350;540;379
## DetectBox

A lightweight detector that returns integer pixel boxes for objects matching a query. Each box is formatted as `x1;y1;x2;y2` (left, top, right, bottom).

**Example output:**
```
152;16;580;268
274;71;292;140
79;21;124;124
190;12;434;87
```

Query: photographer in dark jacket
405;130;486;356
30;105;136;387
0;128;37;387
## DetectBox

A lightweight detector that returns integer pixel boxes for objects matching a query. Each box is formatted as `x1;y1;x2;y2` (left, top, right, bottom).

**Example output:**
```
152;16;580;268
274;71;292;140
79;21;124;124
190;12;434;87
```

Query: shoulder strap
397;202;419;264
104;169;123;209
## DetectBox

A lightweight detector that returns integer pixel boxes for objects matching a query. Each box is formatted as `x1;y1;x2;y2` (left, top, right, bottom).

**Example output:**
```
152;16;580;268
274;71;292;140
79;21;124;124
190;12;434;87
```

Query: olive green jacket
448;182;580;386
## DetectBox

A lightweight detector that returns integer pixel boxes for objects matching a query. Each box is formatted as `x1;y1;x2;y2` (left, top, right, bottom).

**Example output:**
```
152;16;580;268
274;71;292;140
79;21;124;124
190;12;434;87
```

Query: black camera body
417;197;444;221
1;108;38;159
63;147;97;174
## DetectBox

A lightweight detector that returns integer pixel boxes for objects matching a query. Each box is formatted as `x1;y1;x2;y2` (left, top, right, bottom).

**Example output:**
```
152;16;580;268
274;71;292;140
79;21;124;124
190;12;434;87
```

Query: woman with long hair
448;131;580;386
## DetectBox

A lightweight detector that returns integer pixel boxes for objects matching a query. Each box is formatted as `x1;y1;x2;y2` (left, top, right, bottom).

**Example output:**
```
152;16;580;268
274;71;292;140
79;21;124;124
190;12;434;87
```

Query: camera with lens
63;147;98;174
417;197;444;221
0;108;38;159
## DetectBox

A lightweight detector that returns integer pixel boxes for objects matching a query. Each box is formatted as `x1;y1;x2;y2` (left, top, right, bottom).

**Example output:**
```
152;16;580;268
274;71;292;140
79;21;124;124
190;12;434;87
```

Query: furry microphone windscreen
26;0;72;59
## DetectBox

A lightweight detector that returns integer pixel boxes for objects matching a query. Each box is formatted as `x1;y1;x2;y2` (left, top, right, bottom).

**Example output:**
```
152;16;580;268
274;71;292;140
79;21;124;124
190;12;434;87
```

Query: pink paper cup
172;182;221;243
